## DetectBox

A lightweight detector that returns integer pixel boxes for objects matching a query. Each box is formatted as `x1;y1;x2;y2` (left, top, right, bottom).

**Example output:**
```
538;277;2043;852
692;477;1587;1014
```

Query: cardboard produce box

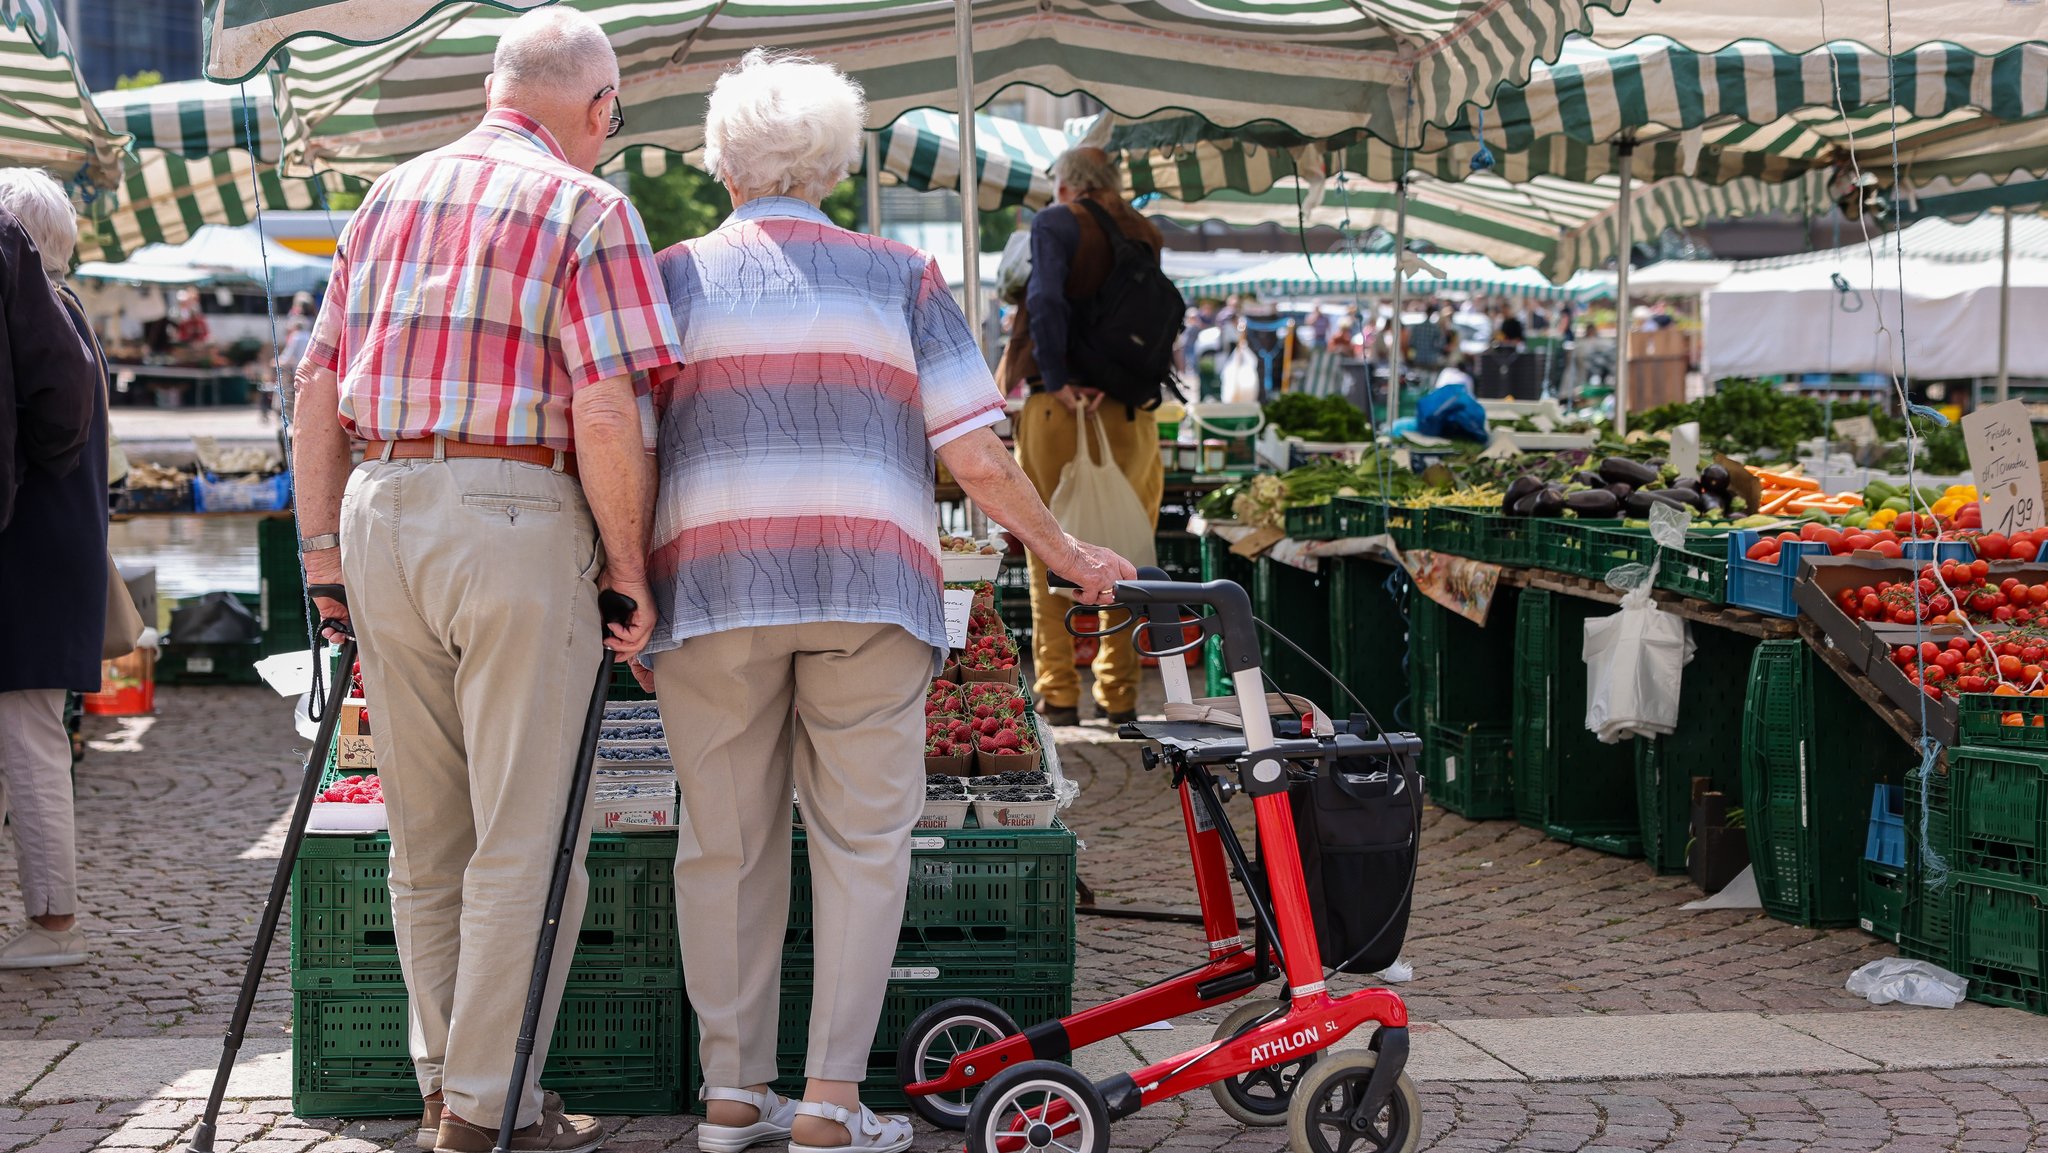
338;698;376;769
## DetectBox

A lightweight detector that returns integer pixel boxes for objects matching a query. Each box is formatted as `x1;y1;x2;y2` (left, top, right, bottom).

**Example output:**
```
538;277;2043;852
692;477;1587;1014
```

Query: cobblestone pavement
2;685;2041;1152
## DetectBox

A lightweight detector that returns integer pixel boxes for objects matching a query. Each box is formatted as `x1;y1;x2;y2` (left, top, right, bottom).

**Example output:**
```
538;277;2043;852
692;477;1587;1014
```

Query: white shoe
787;1102;913;1153
0;923;86;969
698;1087;798;1153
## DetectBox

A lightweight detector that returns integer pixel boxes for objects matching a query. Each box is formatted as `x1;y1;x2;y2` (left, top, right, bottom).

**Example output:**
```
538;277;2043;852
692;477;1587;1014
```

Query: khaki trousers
651;622;930;1086
1012;393;1164;713
340;457;603;1128
0;689;75;917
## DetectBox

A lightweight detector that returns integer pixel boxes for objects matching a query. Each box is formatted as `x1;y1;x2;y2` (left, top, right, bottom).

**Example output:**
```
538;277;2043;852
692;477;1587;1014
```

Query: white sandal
698;1086;799;1153
787;1101;914;1153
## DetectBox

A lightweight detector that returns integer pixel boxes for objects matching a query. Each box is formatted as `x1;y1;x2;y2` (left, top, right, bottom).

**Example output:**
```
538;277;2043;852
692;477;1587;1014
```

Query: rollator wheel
898;997;1021;1130
1209;998;1319;1126
1287;1049;1421;1153
966;1061;1111;1153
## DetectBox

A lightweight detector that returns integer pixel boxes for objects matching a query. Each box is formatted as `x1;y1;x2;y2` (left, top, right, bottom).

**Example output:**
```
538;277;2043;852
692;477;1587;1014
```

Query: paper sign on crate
1962;398;2044;537
942;588;974;649
338;699;375;769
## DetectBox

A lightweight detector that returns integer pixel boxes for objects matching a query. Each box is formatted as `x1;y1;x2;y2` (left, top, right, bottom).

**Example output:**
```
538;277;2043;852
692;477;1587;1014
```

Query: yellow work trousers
1012;392;1165;714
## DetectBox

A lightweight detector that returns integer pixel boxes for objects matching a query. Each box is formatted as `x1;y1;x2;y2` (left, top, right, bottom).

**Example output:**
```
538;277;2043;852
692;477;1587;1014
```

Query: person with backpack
997;146;1181;726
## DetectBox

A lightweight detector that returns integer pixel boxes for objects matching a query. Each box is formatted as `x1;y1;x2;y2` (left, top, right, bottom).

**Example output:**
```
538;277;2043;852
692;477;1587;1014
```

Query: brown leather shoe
434;1093;604;1153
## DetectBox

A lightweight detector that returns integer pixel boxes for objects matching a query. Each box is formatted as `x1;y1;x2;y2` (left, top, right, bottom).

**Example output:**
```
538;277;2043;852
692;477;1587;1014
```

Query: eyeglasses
594;85;625;139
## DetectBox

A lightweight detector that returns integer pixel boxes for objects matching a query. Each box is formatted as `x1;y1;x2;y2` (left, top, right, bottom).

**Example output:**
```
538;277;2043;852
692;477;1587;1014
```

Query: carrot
1832;492;1864;506
1761;489;1802;514
1787;498;1856;514
1753;470;1821;492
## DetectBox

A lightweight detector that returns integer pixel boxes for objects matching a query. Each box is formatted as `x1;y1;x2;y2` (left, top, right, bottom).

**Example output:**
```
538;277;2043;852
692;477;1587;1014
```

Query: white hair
0;168;75;279
1050;148;1120;196
704;49;865;202
491;6;619;106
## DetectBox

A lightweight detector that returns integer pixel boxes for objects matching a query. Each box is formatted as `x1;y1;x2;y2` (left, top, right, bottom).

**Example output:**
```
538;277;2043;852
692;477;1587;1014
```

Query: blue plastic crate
194;470;293;512
1901;539;1976;564
1726;530;1830;618
1866;783;1905;867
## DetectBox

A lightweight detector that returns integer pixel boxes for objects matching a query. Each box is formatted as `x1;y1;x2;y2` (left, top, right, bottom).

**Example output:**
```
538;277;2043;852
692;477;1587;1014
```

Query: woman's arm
936;427;1135;603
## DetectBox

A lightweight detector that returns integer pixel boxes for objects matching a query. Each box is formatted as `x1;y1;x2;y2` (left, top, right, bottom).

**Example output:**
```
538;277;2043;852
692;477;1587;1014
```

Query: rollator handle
1049;567;1261;678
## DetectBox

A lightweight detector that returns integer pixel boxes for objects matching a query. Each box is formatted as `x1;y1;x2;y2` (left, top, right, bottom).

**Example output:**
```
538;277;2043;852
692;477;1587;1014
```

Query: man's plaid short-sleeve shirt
307;109;681;449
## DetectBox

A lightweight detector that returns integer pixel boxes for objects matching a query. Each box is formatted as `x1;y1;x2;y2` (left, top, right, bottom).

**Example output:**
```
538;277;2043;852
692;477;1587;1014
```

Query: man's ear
483;73;496;105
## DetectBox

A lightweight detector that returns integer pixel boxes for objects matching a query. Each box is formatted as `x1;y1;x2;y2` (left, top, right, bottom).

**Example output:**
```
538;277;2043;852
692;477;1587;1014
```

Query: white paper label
1832;415;1880;447
911;835;945;851
1445;755;1458;783
187;656;215;674
943;588;974;649
1669;422;1701;480
1962;399;2044;536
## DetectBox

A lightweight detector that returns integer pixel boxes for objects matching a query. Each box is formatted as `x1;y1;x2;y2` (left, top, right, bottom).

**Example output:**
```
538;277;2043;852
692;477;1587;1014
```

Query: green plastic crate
1632;628;1759;872
1154;529;1203;582
1532;519;1629;578
157;639;266;685
1418;506;1491;560
257;514;312;656
1950;747;2048;889
1283;503;1342;542
1409;592;1517;741
1201;533;1258;698
293;986;686;1118
1329;496;1384;540
1253;555;1336;707
1859;860;1907;941
1425;722;1514;819
786;826;1075;978
689;975;1072;1111
1328;557;1410;729
1510;590;1639;850
1577;525;1653;580
1952;874;2048;1014
1654;537;1729;603
1741;641;1903;927
291;834;681;989
1899;767;1955;966
1957;694;2048;750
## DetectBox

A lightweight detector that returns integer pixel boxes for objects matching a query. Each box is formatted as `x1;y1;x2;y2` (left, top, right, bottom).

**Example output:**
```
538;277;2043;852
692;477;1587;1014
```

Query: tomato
1971;592;2002;614
1951;636;1973;651
1746;541;1777;561
1874;539;1903;558
1936;650;1964;670
1930;595;1955;616
1979;533;2012;560
1960;675;1990;693
1941;562;1961;583
2026;646;2045;664
1862;594;1882;615
1999;654;2024;677
1975;559;1992;580
1778;531;1801;545
1919;579;1939;598
1922;641;1944;661
1897;513;1921;535
2016;540;2042;563
1997;683;2023;696
1925;664;1948;683
1800;522;1827;541
1892;608;1918;624
1844;534;1876;552
1970;645;1985;661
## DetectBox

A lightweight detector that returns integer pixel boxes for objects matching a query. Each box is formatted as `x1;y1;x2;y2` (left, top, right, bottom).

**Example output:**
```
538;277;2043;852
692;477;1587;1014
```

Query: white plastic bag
1845;957;1968;1008
1583;585;1694;743
1048;410;1158;598
995;229;1033;306
1220;340;1262;404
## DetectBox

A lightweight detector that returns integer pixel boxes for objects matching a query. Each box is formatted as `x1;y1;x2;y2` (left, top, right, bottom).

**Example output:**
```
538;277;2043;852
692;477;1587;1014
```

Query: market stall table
111;362;254;408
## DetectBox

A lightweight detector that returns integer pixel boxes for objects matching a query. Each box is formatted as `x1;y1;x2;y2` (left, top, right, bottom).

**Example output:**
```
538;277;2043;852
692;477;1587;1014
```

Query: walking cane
494;589;638;1153
186;586;356;1153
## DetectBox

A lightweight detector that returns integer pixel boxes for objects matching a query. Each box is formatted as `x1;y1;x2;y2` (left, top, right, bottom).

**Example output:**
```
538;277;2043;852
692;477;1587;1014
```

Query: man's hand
303;547;352;644
599;569;656;661
1050;536;1137;606
1050;385;1104;415
630;659;656;694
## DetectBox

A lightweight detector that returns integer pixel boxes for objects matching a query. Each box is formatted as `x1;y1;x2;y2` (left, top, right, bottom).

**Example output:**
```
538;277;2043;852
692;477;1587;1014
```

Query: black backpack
1067;199;1186;410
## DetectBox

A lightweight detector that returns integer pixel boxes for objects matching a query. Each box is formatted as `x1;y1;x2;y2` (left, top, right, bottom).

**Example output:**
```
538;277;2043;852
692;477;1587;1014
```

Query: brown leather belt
363;437;578;478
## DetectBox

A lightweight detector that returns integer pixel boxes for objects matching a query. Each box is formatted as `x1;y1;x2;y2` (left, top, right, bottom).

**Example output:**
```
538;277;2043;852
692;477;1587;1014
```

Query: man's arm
292;362;355;641
1024;209;1084;401
573;376;656;659
937;428;1134;602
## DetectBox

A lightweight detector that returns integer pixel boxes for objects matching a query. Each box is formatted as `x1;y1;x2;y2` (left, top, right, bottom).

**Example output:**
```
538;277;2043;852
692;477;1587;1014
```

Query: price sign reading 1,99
1962;399;2045;538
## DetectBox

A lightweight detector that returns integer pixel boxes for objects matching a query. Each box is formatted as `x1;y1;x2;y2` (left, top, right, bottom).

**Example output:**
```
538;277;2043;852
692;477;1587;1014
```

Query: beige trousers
0;689;75;917
340;456;603;1128
652;622;930;1086
1012;392;1164;713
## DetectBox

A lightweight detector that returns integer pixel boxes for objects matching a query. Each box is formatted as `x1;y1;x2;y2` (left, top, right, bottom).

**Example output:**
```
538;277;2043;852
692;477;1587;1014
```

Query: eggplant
1606;481;1635;501
1673;476;1700;492
1623;490;1680;517
1699;490;1727;515
1531;487;1568;518
1504;475;1545;505
1642;486;1707;510
1564;488;1621;518
1597;457;1660;488
1572;470;1606;489
1512;492;1543;516
1699;463;1731;494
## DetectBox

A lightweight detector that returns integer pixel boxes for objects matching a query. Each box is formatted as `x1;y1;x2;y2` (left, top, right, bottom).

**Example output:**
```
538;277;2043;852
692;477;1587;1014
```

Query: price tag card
1962;399;2044;536
1833;415;1880;448
1669;422;1701;479
943;588;974;649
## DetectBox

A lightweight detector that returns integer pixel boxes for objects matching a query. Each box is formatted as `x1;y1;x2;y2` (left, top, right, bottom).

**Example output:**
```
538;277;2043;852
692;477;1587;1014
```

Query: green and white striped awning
1175;250;1610;303
0;0;124;189
211;0;1633;179
92;76;281;160
875;107;1064;211
81;149;356;262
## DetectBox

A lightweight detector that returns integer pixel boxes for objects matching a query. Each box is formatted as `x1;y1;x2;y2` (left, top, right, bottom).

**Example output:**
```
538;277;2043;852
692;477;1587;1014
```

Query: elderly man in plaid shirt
289;9;678;1152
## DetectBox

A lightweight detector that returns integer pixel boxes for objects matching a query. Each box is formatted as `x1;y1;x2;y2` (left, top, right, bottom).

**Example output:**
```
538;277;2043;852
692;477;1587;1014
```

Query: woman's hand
1051;535;1136;605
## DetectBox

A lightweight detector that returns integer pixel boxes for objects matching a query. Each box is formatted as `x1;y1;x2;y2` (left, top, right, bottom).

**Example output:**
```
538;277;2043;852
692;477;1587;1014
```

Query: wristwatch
299;533;341;554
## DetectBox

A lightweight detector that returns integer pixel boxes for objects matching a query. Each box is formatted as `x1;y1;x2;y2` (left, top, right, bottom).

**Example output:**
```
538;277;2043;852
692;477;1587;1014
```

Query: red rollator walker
896;569;1422;1153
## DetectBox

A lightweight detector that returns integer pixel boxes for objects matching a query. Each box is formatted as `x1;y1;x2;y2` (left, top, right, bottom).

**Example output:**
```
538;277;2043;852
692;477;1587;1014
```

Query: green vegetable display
1262;394;1371;443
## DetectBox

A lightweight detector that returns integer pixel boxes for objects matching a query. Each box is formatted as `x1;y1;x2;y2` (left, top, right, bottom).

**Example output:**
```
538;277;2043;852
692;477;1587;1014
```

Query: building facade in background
66;0;202;92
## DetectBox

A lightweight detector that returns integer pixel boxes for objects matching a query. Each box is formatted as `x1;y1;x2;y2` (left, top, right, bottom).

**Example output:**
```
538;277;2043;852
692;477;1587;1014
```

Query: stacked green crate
1201;532;1258;697
1409;591;1517;820
1896;766;1953;967
1939;744;2048;1012
691;825;1077;1108
290;834;686;1117
1632;628;1759;873
1510;590;1640;854
256;514;309;656
1252;557;1336;708
1740;641;1903;927
1328;557;1409;729
1426;722;1515;819
1154;528;1203;582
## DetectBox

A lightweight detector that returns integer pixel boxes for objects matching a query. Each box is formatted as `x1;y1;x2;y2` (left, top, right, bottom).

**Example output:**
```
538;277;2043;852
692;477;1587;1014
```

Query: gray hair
491;7;619;106
1050;148;1120;196
0;168;75;279
704;49;865;202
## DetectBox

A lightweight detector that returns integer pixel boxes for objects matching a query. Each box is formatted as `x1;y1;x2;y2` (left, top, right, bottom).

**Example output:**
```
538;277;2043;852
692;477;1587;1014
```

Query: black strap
1074;198;1152;266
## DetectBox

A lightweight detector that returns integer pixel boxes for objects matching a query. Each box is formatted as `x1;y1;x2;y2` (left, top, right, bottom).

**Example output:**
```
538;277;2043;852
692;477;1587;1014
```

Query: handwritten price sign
1962;399;2045;537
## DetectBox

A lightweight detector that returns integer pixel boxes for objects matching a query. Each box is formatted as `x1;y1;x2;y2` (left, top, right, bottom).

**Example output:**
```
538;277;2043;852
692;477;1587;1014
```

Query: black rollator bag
1068;198;1186;410
1289;754;1420;975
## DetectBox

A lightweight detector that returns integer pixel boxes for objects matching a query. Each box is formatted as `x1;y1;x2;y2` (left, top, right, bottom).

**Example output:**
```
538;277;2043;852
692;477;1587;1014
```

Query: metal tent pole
953;0;981;344
1614;139;1635;436
1387;177;1408;425
865;132;883;235
1999;208;2013;403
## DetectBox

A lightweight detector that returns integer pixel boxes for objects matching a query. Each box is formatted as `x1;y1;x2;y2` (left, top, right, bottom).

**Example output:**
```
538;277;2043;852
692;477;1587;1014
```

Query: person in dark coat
0;168;109;969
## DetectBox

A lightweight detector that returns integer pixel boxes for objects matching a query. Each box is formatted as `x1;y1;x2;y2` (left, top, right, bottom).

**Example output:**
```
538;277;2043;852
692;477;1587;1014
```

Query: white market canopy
1626;260;1737;297
1176;250;1611;304
74;222;332;295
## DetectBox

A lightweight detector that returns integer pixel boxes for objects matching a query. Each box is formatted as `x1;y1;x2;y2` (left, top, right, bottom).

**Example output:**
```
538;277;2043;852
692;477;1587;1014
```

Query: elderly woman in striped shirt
639;50;1133;1153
